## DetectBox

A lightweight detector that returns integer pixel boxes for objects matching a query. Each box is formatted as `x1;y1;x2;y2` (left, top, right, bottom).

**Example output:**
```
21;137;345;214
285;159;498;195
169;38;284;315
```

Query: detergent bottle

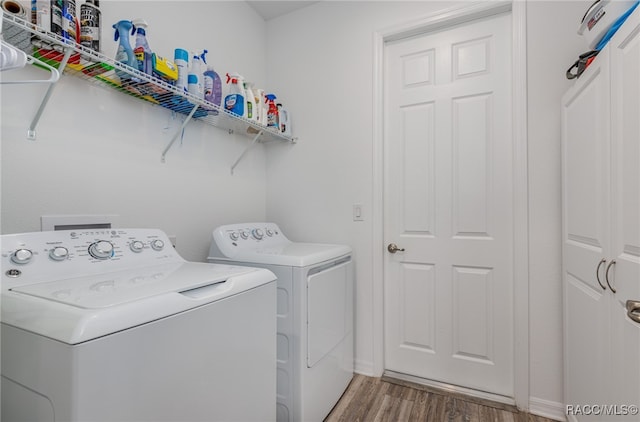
131;18;152;75
202;52;222;112
225;72;246;117
265;94;279;130
254;88;267;126
112;20;136;81
244;82;256;121
248;84;262;123
278;103;292;136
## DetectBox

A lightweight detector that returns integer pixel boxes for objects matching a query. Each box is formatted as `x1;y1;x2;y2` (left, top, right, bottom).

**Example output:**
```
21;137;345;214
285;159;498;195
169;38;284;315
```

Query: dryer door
307;256;352;367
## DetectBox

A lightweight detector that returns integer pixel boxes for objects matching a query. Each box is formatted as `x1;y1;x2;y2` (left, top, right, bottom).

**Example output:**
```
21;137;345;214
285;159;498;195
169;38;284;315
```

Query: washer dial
240;230;250;240
49;246;69;261
252;229;264;240
130;241;144;253
88;241;114;260
150;239;165;251
11;248;33;265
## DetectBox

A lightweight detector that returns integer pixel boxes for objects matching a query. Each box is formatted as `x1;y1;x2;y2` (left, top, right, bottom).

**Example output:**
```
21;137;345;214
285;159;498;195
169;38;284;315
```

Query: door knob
387;243;405;254
626;300;640;324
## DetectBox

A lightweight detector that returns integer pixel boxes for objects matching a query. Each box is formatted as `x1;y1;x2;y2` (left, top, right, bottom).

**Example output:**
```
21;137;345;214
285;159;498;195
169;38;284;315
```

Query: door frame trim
371;1;530;410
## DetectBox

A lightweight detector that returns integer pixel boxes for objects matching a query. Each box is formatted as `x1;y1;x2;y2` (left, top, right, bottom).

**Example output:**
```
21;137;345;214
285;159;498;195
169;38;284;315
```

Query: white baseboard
529;397;567;421
354;359;374;377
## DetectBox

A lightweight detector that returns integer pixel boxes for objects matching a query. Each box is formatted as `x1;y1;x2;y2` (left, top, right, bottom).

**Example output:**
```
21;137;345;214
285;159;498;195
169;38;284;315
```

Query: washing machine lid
215;242;351;267
2;262;276;344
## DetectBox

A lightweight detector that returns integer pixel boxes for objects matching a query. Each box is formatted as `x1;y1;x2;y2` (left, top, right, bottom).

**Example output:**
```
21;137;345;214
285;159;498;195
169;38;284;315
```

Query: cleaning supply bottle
62;0;77;42
248;83;261;124
278;103;291;136
188;50;205;100
188;74;200;98
244;82;256;121
174;48;189;94
79;0;100;52
112;20;136;81
265;94;279;130
202;53;222;112
254;88;267;126
132;18;152;75
225;72;246;117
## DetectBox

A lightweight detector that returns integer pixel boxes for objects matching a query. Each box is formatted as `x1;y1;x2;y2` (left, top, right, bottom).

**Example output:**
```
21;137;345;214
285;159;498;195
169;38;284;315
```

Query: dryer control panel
1;229;183;287
209;222;292;261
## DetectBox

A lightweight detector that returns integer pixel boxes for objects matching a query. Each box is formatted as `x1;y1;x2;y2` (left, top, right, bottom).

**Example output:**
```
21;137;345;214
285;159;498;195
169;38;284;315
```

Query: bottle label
267;112;277;127
225;94;237;110
247;102;253;119
225;94;244;116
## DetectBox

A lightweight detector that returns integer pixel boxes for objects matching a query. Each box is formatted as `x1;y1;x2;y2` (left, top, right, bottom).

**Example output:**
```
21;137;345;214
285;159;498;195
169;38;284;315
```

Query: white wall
1;1;269;261
526;1;593;416
265;0;591;417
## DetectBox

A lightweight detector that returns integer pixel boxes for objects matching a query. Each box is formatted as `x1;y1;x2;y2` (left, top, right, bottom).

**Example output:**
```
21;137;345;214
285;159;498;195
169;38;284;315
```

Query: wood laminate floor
325;375;559;422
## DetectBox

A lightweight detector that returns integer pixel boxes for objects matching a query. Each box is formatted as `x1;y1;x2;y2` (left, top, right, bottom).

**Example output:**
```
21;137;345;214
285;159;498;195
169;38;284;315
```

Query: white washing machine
1;228;277;422
207;222;354;422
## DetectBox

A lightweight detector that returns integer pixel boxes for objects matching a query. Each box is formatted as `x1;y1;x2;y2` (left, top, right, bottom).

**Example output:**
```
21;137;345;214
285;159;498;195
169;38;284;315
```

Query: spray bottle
265;94;279;130
112;20;136;81
225;72;246;117
131;18;152;75
188;50;206;100
244;82;256;121
202;51;222;112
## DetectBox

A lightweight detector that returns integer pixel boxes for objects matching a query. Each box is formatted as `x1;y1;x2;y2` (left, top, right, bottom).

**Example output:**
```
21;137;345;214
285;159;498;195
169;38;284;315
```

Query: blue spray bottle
112;20;136;82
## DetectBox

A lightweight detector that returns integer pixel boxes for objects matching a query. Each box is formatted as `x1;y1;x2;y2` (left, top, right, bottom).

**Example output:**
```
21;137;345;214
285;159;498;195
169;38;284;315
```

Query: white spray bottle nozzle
131;18;148;29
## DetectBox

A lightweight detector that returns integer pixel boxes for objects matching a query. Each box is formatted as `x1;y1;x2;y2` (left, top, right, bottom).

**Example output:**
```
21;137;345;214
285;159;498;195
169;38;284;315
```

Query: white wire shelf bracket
1;13;296;164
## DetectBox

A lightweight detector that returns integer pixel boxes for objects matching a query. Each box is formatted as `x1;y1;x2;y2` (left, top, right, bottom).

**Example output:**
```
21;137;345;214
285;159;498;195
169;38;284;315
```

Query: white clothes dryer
1;228;277;422
208;222;354;422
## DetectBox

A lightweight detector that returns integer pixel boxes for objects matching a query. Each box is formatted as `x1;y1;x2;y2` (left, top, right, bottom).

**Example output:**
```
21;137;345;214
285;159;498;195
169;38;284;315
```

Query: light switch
353;204;364;221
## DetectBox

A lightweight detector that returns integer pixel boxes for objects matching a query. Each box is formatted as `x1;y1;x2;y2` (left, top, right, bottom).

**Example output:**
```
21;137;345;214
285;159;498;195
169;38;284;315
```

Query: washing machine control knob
229;232;240;241
130;241;144;253
240;230;250;240
49;246;69;261
252;229;264;240
266;229;274;237
11;248;33;265
88;241;114;260
150;239;165;251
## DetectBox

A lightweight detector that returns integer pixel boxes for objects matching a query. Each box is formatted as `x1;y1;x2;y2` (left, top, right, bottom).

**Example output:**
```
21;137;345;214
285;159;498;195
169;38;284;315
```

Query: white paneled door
608;12;640;417
383;13;514;397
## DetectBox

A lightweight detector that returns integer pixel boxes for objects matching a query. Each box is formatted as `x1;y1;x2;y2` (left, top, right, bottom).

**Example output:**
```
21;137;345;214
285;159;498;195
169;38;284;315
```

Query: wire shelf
1;13;295;161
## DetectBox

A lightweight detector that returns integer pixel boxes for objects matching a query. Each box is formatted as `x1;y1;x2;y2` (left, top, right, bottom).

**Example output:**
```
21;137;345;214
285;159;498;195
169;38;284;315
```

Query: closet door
561;47;611;412
609;9;640;417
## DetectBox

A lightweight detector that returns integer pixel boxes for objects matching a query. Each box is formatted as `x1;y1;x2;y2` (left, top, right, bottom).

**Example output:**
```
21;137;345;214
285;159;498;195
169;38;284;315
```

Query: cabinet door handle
626;300;640;324
596;258;607;290
605;259;616;293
